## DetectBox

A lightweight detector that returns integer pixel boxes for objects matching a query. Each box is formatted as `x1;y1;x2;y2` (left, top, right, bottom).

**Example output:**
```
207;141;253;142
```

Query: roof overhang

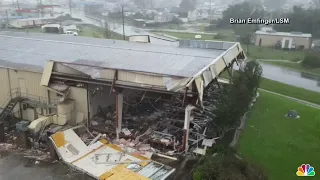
40;42;246;103
185;42;246;104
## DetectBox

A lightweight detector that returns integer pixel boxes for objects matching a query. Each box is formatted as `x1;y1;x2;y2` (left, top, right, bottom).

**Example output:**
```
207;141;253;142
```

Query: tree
209;61;262;138
179;0;196;11
273;6;320;38
193;150;267;180
310;0;320;9
239;61;263;97
302;52;320;68
217;2;265;30
263;0;287;10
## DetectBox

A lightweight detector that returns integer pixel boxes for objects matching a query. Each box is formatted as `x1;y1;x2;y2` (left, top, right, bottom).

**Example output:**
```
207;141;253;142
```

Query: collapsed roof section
40;40;246;104
50;128;175;180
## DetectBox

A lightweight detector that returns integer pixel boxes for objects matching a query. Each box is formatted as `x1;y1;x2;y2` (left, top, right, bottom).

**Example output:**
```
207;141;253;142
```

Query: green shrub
193;153;268;180
302;52;320;68
214;33;226;40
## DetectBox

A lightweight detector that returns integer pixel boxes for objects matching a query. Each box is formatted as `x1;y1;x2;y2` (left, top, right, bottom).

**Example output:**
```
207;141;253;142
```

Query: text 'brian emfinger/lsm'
247;18;290;25
229;18;290;25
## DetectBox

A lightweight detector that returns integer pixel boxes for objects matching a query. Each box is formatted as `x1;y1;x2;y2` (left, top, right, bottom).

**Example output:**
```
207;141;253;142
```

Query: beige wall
100;69;166;88
255;34;311;49
0;68;11;109
0;67;88;124
68;87;88;125
7;69;49;101
0;67;62;120
0;68;52;108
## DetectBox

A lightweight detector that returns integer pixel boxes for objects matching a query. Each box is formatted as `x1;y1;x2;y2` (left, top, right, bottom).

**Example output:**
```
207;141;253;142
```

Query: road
0;154;93;180
61;9;179;46
234;63;320;92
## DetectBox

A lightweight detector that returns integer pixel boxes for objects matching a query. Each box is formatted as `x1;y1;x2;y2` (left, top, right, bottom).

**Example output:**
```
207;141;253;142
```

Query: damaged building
0;32;246;179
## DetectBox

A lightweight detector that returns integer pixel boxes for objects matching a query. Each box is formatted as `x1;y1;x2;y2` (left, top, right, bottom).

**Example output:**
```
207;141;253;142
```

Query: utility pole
16;0;20;10
69;0;72;16
209;0;212;15
5;10;9;28
122;6;125;40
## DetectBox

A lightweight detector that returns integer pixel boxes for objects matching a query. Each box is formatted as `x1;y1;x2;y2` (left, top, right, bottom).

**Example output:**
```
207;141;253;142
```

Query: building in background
154;12;176;23
188;9;208;21
255;30;312;50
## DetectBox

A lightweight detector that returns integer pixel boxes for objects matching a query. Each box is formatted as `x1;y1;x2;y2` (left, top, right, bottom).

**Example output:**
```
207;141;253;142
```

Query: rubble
0;143;16;152
20;148;52;162
84;83;223;157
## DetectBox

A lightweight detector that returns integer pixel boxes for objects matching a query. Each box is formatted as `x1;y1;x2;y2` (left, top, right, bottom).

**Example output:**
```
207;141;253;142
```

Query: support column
183;105;195;153
116;91;123;141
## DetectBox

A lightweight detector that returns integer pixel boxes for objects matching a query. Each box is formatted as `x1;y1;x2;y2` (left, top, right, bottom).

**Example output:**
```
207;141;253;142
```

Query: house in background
255;30;312;50
154;13;176;23
188;9;208;21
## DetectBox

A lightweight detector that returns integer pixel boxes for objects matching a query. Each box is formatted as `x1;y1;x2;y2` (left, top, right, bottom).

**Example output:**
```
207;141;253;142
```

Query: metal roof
0;32;228;77
255;30;312;38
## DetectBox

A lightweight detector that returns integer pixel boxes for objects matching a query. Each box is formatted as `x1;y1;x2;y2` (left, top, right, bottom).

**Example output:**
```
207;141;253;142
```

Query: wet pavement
234;63;320;92
0;152;196;180
0;153;93;180
259;63;320;92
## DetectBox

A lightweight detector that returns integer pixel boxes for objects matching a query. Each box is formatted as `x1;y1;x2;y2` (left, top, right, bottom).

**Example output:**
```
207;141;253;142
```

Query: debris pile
0;143;16;152
87;83;223;156
21;148;52;162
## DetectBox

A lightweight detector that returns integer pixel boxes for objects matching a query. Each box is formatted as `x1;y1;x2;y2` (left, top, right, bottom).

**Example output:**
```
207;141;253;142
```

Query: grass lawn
154;30;237;41
78;25;126;40
260;61;320;76
260;78;320;105
238;91;320;180
157;31;306;61
246;46;306;62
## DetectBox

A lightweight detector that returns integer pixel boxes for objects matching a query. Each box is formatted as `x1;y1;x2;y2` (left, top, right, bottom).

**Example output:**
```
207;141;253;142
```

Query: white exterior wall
68;87;88;125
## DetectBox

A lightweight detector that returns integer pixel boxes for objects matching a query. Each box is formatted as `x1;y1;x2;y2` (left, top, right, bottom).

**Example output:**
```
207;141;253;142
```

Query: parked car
63;31;78;36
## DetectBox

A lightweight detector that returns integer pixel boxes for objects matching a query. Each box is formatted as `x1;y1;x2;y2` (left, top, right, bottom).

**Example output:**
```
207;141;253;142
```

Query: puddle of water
234;63;320;92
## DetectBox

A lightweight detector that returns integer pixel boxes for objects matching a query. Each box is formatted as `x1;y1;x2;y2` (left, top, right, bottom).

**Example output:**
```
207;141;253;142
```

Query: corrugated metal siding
213;58;226;75
118;71;164;87
99;69;115;80
223;46;238;64
0;68;11;108
100;69;168;87
40;61;54;86
179;40;235;50
8;69;49;102
68;87;88;125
